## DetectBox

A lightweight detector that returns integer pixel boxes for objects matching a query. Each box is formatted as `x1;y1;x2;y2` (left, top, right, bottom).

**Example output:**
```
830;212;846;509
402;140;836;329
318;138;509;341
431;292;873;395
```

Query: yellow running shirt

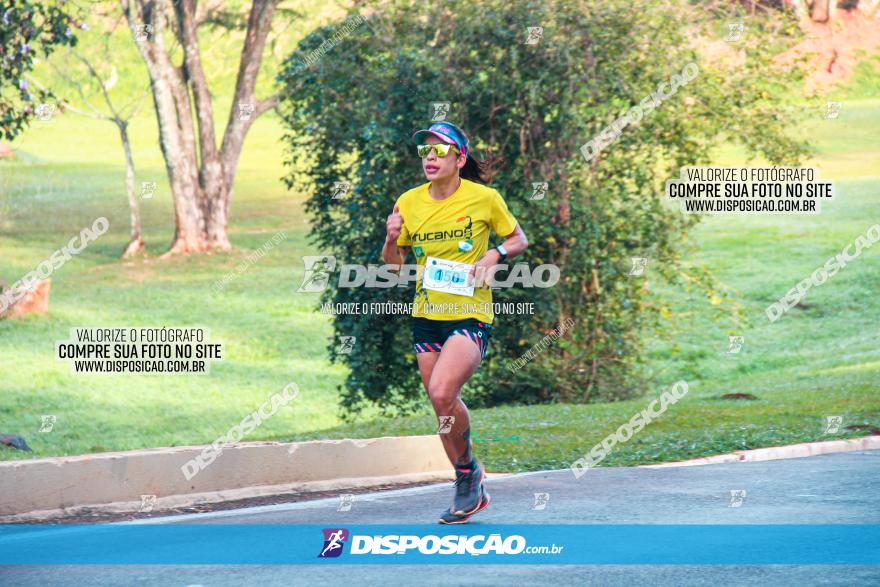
395;178;518;324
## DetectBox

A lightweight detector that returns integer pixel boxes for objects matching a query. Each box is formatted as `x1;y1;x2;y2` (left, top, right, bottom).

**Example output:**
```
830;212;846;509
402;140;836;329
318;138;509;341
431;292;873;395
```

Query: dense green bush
278;0;806;419
1;0;80;140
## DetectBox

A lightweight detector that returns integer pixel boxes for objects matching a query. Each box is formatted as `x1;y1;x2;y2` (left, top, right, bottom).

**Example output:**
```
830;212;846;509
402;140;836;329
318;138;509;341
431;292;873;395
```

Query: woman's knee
427;380;459;412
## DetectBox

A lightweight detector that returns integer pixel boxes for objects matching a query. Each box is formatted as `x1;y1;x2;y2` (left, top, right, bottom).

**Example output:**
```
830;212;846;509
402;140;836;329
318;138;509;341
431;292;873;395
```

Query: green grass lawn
1;93;878;471
0;111;374;460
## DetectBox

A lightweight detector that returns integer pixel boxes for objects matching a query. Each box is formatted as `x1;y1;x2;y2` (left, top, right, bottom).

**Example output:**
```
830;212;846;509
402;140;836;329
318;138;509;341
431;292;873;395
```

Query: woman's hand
469;248;502;288
386;204;403;244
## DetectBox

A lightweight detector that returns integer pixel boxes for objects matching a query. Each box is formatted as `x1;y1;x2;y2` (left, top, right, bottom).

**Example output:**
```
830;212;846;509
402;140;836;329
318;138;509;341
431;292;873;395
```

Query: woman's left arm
495;223;529;260
470;223;529;282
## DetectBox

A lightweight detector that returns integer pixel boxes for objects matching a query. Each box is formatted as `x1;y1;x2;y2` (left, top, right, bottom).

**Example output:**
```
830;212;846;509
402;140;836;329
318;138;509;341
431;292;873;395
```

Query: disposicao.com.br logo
317;528;563;558
319;528;350;558
297;255;560;292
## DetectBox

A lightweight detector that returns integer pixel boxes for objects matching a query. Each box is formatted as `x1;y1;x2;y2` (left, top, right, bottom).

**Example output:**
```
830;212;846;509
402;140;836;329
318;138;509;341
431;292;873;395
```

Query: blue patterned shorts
411;317;492;358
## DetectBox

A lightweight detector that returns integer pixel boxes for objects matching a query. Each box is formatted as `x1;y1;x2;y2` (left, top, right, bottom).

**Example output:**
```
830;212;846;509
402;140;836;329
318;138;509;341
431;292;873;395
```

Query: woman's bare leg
417;335;482;467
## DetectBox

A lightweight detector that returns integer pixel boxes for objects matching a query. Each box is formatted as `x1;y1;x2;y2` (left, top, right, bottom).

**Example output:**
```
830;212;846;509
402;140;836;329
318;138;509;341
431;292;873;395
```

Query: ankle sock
455;458;476;473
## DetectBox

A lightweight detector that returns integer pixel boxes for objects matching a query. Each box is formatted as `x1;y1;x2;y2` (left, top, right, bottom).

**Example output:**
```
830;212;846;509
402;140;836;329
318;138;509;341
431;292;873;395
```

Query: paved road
4;450;879;586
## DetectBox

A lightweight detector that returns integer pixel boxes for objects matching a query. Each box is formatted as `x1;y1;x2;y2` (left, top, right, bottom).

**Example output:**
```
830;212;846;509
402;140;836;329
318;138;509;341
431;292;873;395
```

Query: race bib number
423;256;475;297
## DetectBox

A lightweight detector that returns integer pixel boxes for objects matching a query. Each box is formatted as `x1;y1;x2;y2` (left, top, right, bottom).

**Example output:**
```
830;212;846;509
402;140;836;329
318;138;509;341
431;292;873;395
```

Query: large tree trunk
811;0;831;22
174;0;230;252
120;0;280;255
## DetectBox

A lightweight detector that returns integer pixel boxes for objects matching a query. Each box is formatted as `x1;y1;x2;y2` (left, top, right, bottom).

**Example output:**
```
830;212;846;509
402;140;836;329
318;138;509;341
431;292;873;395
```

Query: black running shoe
439;486;490;524
452;458;485;516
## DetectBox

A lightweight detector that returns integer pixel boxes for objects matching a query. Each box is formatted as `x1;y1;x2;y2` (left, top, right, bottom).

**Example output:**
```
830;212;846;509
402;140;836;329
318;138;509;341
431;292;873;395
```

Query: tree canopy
1;0;81;140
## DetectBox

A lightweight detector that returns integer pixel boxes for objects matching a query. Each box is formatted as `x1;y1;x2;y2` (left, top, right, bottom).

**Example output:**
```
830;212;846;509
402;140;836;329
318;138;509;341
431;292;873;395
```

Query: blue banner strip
1;524;878;565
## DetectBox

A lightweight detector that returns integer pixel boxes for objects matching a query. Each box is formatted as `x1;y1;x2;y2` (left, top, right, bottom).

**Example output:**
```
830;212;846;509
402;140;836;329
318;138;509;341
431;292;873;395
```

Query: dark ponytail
443;122;496;184
460;153;495;185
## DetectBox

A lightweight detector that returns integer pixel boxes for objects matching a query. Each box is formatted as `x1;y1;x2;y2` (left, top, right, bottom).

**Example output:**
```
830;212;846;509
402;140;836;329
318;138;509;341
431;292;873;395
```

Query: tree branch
254;92;280;117
175;0;220;175
24;73;107;121
220;0;280;185
71;53;123;120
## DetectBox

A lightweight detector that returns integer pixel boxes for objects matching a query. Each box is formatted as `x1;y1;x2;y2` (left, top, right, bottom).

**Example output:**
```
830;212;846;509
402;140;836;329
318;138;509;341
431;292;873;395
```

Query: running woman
382;122;528;523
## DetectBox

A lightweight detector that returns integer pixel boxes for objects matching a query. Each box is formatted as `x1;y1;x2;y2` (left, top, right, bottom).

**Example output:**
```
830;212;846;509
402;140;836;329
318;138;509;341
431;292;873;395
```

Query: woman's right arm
383;204;408;266
382;241;408;265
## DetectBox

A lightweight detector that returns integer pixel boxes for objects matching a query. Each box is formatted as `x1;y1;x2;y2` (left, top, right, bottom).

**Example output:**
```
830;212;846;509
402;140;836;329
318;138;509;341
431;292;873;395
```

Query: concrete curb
6;434;876;522
0;436;454;522
638;435;880;468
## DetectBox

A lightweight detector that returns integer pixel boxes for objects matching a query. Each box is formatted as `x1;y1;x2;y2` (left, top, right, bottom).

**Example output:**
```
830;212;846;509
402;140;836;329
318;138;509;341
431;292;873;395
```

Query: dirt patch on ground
719;392;760;400
775;9;880;94
846;424;880;435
